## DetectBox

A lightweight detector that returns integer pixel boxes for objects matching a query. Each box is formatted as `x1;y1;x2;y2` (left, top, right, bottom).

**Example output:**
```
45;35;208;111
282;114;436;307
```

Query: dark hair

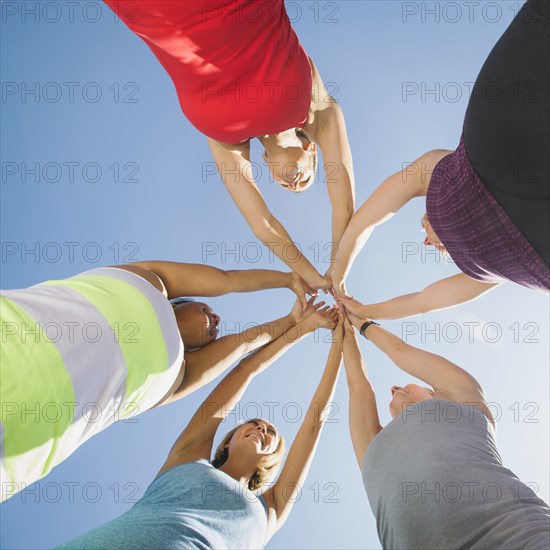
170;297;195;306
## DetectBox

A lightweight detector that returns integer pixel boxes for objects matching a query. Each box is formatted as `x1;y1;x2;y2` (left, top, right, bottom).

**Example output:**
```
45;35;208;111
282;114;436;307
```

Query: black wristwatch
359;320;380;339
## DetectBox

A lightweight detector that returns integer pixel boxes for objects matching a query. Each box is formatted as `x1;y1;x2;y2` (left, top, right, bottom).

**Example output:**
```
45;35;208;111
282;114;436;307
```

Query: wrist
297;319;316;335
361;305;375;319
359;320;380;340
285;312;299;326
351;317;367;331
285;271;294;290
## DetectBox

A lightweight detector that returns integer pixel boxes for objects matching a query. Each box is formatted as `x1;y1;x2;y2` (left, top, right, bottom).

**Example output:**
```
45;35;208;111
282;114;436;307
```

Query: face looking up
173;301;220;349
262;130;317;192
229;419;281;457
389;384;435;418
421;216;445;252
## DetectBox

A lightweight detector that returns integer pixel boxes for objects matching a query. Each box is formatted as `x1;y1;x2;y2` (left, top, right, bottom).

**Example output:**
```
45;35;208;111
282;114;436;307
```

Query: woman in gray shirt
341;313;549;549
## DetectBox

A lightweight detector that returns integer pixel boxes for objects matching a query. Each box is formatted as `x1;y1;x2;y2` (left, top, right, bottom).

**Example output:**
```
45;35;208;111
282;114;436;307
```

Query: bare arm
348;315;485;403
331;149;452;292
262;314;343;540
208;139;328;289
158;304;337;475
341;317;382;467
341;273;500;320
315;102;355;271
166;298;330;403
165;313;295;404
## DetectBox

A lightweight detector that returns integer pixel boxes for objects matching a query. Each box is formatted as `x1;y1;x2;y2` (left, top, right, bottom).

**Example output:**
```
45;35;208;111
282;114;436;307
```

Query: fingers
307;286;319;298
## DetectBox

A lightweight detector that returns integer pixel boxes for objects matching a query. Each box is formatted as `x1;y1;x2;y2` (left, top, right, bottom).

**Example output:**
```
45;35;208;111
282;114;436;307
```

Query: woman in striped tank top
0;260;316;501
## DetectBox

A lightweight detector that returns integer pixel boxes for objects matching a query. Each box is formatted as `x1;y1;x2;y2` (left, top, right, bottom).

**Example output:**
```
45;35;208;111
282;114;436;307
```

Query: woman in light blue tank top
340;313;549;550
57;299;343;549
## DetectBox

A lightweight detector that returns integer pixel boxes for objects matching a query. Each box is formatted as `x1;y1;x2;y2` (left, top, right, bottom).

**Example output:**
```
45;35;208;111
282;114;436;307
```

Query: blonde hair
211;419;286;491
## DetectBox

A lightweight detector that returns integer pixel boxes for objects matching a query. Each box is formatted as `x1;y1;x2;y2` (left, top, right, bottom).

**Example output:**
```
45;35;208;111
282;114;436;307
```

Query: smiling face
212;418;286;491
389;384;435;418
173;301;220;349
262;130;317;192
229;419;281;457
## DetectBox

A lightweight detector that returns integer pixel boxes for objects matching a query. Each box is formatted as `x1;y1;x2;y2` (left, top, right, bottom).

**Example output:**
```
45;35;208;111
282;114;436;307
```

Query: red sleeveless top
105;0;313;144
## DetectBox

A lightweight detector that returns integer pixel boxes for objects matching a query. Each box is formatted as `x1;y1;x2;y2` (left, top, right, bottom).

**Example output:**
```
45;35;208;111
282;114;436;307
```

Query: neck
218;455;257;487
258;128;299;150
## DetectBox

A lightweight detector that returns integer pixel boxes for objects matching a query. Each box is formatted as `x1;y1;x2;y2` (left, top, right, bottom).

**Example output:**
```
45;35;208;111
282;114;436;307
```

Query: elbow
233;359;256;382
336;201;355;220
251;221;275;243
347;376;373;397
393;339;410;355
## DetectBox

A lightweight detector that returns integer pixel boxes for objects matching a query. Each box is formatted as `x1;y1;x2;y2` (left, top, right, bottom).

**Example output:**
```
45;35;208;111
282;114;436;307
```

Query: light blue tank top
57;460;268;549
362;399;550;549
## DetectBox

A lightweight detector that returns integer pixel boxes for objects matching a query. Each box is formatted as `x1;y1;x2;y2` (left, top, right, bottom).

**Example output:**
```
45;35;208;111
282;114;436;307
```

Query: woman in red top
104;0;355;292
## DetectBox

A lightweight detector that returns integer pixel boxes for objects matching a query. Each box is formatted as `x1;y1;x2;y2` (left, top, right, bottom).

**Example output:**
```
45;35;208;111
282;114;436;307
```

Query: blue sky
1;1;548;549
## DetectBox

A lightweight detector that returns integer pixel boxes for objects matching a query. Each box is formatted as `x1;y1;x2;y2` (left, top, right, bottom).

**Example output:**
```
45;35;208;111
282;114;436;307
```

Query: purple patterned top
426;134;550;292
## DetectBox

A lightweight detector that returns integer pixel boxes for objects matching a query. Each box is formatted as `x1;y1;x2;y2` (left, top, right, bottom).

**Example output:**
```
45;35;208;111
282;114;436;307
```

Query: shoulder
109;264;167;296
434;391;496;428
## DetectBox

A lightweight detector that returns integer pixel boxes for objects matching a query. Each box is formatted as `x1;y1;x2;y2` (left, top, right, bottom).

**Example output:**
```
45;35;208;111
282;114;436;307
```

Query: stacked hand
289;283;371;337
329;270;350;301
343;312;355;334
305;304;340;331
290;296;327;324
303;271;334;296
330;311;345;345
337;294;366;318
289;272;319;309
290;296;339;331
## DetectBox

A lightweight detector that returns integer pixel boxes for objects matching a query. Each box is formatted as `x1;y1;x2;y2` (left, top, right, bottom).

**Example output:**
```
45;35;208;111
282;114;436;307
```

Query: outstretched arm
341;316;382;467
340;273;500;320
331;149;452;294
262;313;343;540
157;302;338;475
166;298;329;403
314;101;355;276
347;313;487;406
208;139;329;290
115;260;315;308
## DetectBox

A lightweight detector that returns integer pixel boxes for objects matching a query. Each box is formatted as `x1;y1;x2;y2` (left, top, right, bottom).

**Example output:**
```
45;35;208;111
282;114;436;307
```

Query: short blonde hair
211;419;286;491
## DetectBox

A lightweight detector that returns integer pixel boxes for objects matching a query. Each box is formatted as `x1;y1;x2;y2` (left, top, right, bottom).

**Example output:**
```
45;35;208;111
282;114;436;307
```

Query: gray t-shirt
362;399;550;549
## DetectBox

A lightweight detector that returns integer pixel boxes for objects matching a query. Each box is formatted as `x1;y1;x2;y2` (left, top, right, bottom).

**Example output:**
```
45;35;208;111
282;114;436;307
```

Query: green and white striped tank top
0;267;184;501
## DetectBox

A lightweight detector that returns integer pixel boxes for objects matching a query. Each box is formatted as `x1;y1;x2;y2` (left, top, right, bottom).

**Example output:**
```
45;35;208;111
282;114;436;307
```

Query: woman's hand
289;296;326;325
331;311;345;346
305;271;333;295
343;312;355;333
338;294;366;317
331;275;350;300
344;310;367;331
301;305;339;332
288;272;318;309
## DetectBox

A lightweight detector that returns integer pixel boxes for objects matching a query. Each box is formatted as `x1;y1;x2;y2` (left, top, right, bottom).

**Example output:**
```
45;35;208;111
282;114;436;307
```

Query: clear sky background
1;1;548;549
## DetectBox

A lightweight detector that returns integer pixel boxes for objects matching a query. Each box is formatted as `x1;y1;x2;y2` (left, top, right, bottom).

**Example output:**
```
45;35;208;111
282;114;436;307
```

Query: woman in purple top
331;0;549;320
